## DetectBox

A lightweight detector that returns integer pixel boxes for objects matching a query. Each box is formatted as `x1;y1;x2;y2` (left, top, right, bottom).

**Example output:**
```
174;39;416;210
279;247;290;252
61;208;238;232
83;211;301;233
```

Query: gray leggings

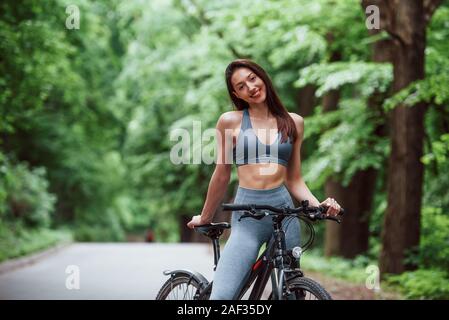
209;184;300;300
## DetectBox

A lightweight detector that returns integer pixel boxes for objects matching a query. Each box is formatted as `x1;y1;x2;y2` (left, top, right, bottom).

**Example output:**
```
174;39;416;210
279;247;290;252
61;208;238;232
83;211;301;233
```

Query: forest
1;0;448;298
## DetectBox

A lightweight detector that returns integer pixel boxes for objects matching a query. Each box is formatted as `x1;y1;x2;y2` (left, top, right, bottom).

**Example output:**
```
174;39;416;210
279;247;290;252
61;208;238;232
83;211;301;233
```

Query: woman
187;59;341;300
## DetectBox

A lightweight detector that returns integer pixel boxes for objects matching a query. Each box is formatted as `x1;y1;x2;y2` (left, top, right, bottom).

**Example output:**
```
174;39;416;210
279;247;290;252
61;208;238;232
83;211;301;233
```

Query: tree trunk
377;1;427;274
179;214;196;242
321;50;344;257
361;0;442;275
295;84;317;118
322;88;376;258
322;46;376;258
322;87;345;257
329;0;393;258
324;170;376;257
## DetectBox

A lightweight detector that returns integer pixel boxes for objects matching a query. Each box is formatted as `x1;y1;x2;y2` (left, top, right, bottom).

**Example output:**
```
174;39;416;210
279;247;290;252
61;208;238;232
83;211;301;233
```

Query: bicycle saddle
194;222;231;239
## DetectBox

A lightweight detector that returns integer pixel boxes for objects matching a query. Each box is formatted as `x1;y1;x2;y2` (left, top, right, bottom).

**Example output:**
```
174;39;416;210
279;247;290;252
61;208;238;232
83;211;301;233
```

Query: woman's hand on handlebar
187;215;211;229
320;197;341;216
187;215;202;229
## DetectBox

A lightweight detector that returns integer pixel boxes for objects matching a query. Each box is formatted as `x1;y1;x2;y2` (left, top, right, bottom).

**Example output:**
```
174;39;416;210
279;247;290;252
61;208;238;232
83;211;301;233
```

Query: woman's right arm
187;113;234;228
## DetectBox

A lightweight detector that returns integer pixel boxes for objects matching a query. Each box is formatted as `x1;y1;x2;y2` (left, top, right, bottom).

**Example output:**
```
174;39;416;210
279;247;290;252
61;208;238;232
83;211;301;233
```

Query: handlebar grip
222;203;251;211
320;205;346;216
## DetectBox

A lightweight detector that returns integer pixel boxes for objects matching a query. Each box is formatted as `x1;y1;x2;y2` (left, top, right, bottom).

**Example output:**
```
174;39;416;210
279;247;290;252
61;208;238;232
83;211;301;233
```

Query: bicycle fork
270;222;290;300
270;268;285;300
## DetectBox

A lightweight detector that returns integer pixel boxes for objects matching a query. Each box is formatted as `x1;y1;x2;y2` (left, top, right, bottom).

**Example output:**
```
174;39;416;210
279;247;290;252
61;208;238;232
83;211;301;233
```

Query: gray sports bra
233;109;293;167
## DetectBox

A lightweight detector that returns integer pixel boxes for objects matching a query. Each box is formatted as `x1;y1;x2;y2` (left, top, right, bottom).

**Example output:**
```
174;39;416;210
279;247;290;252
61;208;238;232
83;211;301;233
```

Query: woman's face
231;67;267;104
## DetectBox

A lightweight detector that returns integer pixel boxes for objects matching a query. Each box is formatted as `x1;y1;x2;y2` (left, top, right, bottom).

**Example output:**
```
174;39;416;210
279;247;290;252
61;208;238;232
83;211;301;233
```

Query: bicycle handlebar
221;200;345;223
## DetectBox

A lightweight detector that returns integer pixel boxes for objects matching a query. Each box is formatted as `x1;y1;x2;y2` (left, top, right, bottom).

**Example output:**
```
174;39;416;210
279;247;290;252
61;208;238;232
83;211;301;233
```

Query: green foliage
383;74;449;111
0;0;447;281
295;62;393;97
423;165;449;213
0;221;72;262
383;7;449;111
422;105;449;214
268;0;370;60
112;0;386;240
301;249;374;284
73;215;125;242
422;133;449;168
302;100;389;188
0;156;56;228
417;207;449;270
0;0;84;135
304;249;449;300
292;61;392;189
386;269;449;299
1;0;133;244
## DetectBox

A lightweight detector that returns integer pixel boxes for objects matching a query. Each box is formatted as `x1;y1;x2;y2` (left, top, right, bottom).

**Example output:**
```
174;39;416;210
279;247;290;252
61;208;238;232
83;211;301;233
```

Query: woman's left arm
285;113;319;206
285;113;341;216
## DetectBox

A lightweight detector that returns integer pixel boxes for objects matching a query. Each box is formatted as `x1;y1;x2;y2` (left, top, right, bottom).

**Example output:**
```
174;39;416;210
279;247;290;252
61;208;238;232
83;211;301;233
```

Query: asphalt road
0;243;216;300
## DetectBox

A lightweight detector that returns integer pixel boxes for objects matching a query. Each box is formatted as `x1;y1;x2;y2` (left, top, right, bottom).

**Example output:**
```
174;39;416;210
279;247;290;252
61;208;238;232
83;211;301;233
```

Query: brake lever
304;206;325;221
238;211;251;222
308;211;341;224
238;211;267;222
326;215;341;224
307;213;319;221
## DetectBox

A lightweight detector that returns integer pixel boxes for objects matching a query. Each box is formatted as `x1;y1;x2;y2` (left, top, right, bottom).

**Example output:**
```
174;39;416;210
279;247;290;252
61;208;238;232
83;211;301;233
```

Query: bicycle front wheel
286;277;332;300
156;274;202;300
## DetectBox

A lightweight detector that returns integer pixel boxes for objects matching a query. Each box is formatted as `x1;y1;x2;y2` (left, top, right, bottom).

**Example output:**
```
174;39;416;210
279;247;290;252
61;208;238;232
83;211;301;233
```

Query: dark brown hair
225;59;297;143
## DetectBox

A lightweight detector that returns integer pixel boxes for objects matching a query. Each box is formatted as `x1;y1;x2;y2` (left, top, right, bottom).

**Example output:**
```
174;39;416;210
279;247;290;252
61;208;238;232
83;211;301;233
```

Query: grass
300;249;449;299
385;269;449;299
0;223;73;263
301;249;372;283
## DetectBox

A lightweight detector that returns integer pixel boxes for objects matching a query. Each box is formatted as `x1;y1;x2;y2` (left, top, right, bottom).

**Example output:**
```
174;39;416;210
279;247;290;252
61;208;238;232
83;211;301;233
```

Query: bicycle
156;200;344;300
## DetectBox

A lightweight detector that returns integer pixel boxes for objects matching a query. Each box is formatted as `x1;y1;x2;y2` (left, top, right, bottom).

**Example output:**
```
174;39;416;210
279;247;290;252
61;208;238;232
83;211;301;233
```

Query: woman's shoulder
288;112;304;139
217;110;243;128
288;112;304;122
288;112;304;126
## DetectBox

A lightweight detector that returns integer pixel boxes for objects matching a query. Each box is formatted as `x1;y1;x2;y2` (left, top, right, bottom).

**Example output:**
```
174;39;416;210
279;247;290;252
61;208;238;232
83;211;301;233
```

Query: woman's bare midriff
237;163;287;189
230;110;287;190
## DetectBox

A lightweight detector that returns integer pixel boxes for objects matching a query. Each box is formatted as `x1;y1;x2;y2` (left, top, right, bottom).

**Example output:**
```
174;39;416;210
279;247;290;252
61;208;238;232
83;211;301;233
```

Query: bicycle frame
237;215;303;300
197;215;303;300
236;237;284;300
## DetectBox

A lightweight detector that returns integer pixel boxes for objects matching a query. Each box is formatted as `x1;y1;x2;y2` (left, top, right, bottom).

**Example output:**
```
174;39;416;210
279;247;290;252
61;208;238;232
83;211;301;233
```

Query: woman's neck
248;102;272;119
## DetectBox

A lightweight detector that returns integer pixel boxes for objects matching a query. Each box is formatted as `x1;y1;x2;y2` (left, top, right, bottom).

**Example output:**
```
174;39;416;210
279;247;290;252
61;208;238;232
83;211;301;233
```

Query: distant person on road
145;229;155;242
